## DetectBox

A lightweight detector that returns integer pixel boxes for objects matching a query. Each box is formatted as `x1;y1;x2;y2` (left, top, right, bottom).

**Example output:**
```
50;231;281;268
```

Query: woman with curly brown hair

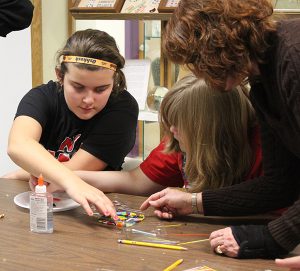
141;0;300;260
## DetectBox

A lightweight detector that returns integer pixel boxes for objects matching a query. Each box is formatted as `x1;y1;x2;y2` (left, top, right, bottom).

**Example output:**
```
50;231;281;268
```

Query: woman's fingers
209;227;239;258
153;209;174;219
140;189;169;210
276;256;300;269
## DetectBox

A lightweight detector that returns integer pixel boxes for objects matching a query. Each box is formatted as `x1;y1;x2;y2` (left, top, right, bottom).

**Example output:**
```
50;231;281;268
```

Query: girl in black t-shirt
4;29;138;218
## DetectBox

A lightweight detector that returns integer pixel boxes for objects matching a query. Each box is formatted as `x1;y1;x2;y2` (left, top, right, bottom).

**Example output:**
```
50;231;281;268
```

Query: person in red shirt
77;74;262;196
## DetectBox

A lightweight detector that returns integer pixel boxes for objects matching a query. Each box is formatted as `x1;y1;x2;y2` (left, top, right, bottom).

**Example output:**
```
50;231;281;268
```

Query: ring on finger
215;245;223;255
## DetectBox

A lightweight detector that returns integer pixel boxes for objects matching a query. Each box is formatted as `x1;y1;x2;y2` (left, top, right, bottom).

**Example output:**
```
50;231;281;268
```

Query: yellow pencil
117;239;187;250
159;224;182;228
163;259;184;271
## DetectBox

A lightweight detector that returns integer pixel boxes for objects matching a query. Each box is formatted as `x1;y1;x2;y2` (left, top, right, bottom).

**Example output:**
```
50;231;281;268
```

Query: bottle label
30;195;53;233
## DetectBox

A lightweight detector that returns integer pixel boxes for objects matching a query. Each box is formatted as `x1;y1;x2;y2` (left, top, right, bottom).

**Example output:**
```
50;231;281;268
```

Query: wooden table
0;178;290;271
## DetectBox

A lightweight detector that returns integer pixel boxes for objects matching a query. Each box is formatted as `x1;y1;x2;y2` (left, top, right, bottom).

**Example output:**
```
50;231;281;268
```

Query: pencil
163;259;183;271
117;239;188;250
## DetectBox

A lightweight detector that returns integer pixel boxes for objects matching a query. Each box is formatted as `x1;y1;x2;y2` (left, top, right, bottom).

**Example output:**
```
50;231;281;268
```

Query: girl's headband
62;55;117;71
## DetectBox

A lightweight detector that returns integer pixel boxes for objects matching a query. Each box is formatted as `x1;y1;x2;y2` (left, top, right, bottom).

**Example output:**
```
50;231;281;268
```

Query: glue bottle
30;174;53;233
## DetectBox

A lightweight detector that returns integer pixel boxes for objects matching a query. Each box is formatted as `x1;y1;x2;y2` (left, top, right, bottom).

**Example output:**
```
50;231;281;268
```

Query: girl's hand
29;174;116;218
29;174;38;191
64;180;117;218
140;188;194;219
29;174;61;191
209;227;240;258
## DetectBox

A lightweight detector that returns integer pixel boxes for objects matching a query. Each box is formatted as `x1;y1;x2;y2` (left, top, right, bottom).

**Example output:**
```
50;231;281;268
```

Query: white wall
75;20;125;56
0;28;32;175
0;3;128;176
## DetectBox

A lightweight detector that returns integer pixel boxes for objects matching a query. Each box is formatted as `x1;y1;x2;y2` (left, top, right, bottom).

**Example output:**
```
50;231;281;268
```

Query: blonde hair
160;75;256;192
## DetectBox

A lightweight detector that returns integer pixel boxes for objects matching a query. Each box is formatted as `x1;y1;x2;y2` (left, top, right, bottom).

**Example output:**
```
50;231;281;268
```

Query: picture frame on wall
71;0;125;13
158;0;180;13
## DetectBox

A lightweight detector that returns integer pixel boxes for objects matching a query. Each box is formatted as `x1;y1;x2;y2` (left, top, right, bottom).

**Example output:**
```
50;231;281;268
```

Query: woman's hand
276;256;300;270
140;188;196;219
209;227;240;258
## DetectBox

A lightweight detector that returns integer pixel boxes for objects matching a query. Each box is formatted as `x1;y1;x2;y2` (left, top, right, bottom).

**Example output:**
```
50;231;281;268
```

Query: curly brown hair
163;0;277;89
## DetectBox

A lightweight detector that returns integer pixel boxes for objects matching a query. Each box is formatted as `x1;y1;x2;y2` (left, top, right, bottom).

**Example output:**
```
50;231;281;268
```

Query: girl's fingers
91;195;116;218
81;200;94;216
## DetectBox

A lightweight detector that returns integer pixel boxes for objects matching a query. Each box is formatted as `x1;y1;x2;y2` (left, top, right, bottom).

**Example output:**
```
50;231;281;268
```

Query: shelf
138;110;158;122
274;8;300;14
70;11;172;20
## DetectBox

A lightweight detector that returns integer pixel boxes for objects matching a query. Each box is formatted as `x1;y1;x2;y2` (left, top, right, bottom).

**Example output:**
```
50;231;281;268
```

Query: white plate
14;191;80;212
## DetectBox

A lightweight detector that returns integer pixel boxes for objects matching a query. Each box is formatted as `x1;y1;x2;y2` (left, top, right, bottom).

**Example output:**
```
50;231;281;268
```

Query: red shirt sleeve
245;124;263;180
140;140;184;187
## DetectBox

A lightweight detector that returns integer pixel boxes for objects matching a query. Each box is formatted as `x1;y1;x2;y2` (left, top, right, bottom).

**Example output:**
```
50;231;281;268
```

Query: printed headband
62;55;117;71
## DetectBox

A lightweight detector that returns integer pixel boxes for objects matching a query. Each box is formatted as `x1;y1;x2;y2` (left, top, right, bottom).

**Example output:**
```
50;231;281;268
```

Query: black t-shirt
15;80;139;170
0;0;34;37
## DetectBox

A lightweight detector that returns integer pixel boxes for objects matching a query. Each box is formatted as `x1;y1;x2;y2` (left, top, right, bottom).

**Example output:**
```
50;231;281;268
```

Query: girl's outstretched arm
7;116;116;217
76;167;165;196
1;168;30;181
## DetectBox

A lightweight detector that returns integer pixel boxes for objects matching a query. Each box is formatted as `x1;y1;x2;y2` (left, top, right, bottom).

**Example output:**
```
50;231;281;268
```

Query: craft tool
178;239;209;245
94;210;145;228
169;233;209;237
163;259;183;271
131;229;157;236
117;211;136;216
159;224;182;228
197;266;217;271
182;265;217;271
117;239;187;250
147;236;179;244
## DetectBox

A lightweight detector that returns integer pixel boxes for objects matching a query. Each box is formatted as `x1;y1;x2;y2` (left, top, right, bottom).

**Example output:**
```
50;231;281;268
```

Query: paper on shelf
123;59;151;110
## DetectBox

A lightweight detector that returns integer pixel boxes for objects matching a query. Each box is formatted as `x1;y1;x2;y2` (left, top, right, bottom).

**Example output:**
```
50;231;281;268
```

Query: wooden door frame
31;0;74;87
31;0;43;87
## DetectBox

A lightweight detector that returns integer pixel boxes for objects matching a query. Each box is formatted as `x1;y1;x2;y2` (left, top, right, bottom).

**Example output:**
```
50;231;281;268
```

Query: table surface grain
0;178;291;271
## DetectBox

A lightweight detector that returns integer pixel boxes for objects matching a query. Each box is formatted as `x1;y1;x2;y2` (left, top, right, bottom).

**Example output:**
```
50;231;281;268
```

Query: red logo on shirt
48;134;81;162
